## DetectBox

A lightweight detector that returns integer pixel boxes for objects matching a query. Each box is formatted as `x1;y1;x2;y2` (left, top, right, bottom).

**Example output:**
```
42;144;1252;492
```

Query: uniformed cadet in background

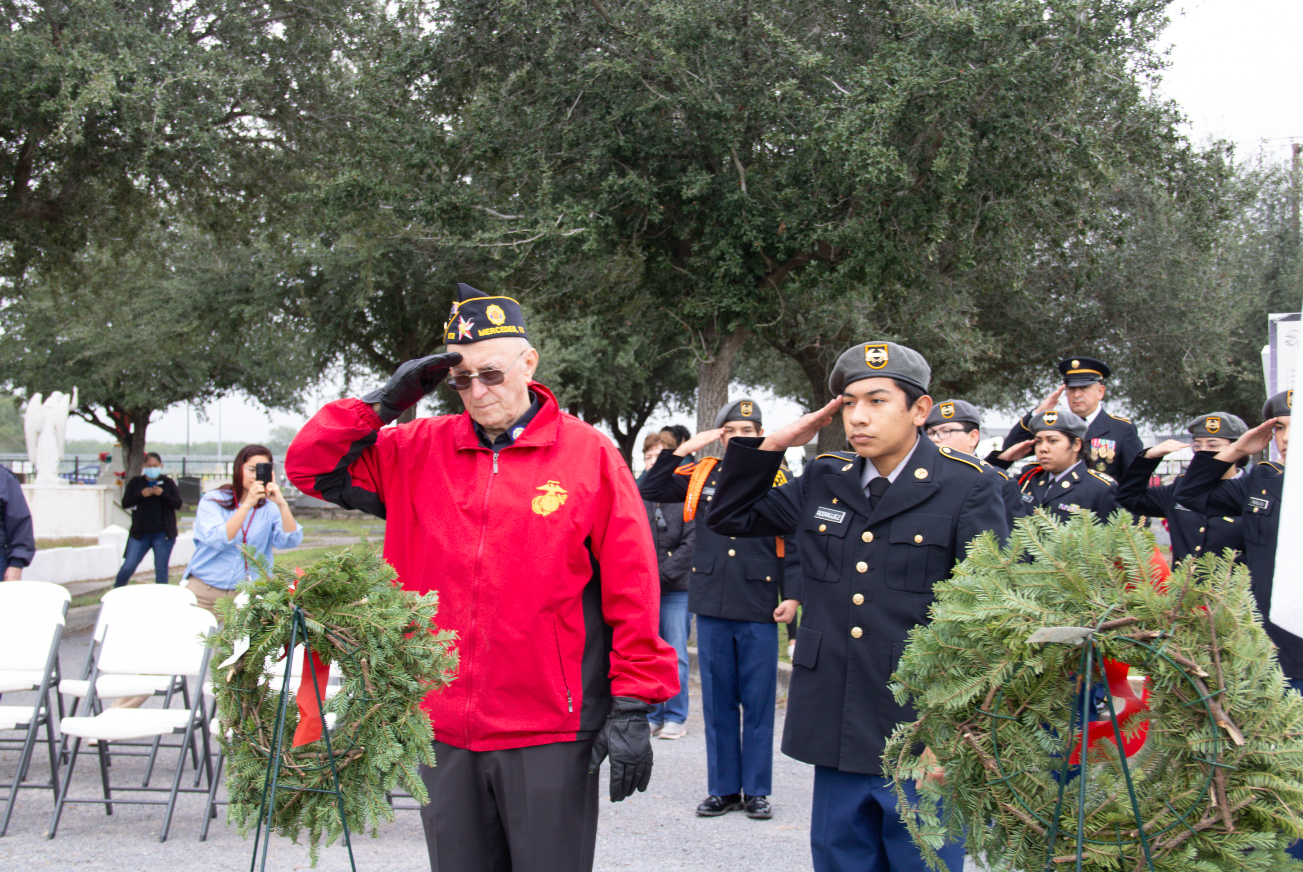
925;398;1025;531
991;409;1124;524
1116;412;1248;566
1170;391;1302;862
638;398;801;821
1001;356;1143;479
706;342;1008;872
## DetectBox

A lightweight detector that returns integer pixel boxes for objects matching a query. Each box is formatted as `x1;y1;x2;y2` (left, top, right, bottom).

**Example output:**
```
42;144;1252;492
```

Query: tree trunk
695;326;748;458
781;343;846;454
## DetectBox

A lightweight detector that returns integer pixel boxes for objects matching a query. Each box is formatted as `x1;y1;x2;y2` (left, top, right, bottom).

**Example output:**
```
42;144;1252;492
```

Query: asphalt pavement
0;625;980;871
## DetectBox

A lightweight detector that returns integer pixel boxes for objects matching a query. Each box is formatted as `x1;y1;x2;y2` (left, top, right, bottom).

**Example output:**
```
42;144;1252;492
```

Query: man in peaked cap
925;398;1025;530
704;341;1008;872
1001;356;1143;479
1116;412;1249;567
990;408;1124;524
639;396;801;820
288;283;678;872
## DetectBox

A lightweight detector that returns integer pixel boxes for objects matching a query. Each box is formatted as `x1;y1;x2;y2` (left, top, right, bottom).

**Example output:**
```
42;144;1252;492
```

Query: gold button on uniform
1195;546;1202;552
819;524;827;532
1199;527;1205;533
856;561;868;573
705;496;711;501
862;531;873;543
914;534;923;544
765;576;771;582
728;549;736;557
851;627;863;639
853;594;864;605
914;468;927;480
1062;481;1071;488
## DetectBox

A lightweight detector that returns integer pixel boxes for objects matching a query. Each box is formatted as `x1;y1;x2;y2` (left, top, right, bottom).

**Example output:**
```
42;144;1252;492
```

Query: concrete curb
687;645;792;697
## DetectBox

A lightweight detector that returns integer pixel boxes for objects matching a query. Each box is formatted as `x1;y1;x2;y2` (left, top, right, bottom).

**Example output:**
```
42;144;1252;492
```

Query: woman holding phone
182;443;303;614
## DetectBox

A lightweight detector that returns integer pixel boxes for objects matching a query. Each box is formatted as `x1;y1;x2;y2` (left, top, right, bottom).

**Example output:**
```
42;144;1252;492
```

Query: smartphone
255;462;273;484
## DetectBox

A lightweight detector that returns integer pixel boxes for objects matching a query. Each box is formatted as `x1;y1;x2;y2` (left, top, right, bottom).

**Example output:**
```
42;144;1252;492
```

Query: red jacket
286;383;678;751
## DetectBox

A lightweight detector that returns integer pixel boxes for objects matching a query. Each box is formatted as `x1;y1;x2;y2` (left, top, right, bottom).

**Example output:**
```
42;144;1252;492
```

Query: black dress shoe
695;793;743;816
744;795;773;819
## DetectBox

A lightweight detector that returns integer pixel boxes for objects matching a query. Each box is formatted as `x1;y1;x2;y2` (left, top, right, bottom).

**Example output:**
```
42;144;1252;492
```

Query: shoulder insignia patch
938;446;983;473
1257;461;1284;473
1107;412;1132;423
1089;470;1116;484
772;468;789;488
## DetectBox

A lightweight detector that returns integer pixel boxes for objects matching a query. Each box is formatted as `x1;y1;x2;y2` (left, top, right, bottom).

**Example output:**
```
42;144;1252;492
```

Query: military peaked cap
1057;356;1111;386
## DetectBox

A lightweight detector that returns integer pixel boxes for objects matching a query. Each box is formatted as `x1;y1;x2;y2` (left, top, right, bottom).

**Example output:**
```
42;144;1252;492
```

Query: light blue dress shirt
183;491;304;590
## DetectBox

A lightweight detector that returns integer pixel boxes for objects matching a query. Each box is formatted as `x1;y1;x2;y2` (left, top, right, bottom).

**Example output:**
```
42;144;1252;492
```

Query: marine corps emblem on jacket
532;480;568;516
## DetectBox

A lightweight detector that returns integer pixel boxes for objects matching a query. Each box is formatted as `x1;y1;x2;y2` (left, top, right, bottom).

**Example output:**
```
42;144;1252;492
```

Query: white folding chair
0;581;71;836
59;584;199;781
49;606;217;842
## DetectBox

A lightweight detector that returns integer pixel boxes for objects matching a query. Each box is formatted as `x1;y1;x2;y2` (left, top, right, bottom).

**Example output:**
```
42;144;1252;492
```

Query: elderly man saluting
287;284;678;872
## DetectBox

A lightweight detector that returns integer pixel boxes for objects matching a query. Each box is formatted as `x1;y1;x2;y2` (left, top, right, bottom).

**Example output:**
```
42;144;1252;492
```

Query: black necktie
867;476;889;510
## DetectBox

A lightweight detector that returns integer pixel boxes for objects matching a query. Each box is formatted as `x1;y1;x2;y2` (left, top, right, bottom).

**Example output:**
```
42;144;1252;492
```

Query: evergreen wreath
210;543;457;861
883;512;1303;872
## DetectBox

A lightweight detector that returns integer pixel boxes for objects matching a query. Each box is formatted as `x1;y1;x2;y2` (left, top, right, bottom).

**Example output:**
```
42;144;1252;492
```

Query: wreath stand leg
1042;638;1155;872
247;606;358;872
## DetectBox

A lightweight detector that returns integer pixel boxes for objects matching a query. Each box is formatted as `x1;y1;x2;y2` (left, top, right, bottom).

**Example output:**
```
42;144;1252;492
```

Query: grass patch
36;536;98;550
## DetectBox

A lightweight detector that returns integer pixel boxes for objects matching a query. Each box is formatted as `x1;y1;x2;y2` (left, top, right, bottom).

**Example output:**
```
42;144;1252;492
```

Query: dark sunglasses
445;350;527;391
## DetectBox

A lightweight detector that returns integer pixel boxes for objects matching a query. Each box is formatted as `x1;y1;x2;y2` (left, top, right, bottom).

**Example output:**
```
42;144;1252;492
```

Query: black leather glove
587;696;654;802
361;352;462;424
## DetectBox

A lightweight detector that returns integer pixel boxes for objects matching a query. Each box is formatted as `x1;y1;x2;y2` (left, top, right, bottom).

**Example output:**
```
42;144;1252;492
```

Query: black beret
925;399;981;428
1186;412;1247;440
1057;356;1111;387
714;398;762;429
443;283;528;345
1028;409;1088;441
1264;390;1293;420
829;341;930;396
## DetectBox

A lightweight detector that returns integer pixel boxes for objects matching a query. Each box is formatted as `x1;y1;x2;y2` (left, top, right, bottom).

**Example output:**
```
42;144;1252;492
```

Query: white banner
1268;312;1303;640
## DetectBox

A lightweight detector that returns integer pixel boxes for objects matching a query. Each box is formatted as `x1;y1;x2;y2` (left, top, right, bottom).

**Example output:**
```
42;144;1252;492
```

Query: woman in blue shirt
183;443;304;614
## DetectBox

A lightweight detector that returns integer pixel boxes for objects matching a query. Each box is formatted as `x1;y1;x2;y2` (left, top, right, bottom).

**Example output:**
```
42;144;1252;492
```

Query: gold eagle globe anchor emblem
532;480;569;517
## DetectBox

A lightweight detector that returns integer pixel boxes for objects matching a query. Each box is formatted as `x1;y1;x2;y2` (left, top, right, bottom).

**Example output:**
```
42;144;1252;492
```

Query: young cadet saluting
638;398;801;821
991;409;1124;523
1117;412;1249;566
925;398;1025;531
1001;356;1143;479
706;342;1008;872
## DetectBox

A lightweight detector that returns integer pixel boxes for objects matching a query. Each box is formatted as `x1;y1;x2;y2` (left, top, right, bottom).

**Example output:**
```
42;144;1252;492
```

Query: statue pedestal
21;484;133;539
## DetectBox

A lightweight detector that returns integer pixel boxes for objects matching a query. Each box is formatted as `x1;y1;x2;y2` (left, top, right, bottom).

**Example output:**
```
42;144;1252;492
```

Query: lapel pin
914;468;927;480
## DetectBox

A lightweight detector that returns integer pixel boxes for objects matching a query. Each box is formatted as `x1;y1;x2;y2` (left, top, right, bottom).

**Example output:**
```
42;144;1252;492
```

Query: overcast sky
63;0;1303;456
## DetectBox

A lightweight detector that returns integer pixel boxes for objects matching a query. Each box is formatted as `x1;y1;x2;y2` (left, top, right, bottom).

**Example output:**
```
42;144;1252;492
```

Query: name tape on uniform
814;507;848;524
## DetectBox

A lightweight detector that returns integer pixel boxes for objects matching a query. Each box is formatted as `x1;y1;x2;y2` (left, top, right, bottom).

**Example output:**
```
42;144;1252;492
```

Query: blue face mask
143;467;162;480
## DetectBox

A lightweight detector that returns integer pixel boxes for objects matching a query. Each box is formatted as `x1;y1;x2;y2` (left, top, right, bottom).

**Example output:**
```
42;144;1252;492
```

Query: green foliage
0;395;24;453
884;512;1303;872
210;543;457;863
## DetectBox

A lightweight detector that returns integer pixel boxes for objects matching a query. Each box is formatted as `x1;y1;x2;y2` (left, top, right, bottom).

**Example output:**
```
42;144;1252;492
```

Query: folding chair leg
48;737;82;839
159;720;199;843
95;741;114;815
199;749;225;842
1;706;46;836
44;708;61;802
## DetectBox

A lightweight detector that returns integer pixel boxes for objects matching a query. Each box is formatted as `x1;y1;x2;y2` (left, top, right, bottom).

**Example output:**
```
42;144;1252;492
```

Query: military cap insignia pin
864;343;889;370
486;304;507;326
457;316;475;341
1043;411;1058;425
740;401;753;417
914;468;927;479
1206;417;1220;433
1290;390;1294;409
940;402;955;419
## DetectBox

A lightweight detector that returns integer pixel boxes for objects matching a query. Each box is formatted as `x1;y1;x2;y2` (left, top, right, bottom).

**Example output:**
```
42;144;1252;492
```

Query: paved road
1;625;980;871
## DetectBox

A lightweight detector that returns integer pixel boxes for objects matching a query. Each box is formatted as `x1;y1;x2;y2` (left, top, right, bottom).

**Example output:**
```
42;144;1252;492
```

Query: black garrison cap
829;341;931;396
443;283;529;345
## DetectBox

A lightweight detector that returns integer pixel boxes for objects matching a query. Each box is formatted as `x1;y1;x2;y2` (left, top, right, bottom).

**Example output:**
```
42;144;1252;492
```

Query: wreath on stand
883;512;1303;872
210;543;457;862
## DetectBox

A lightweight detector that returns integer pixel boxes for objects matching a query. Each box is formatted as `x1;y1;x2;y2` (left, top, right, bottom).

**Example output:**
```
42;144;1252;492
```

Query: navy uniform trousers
708;436;1009;872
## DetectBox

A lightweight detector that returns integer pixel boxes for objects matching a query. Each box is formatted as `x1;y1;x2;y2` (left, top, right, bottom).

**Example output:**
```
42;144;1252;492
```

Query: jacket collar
824;434;941;525
453;381;561;451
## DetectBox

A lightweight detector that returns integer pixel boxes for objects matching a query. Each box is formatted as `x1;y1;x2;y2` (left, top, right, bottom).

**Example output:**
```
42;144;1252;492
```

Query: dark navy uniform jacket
638;449;801;623
984;459;1026;531
706;436;1008;775
1012;461;1124;524
1003;408;1143;479
1;467;34;570
1116;453;1245;567
1173;454;1303;678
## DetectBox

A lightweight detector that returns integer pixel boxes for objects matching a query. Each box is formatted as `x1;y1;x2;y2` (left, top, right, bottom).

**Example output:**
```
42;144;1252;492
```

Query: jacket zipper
463;446;499;746
553;619;573;713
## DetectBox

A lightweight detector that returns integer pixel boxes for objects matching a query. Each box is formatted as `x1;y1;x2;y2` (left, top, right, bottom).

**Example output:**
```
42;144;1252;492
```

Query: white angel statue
24;388;78;485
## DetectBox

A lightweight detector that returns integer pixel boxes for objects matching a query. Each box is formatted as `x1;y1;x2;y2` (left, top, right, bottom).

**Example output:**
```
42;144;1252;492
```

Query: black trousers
418;739;600;872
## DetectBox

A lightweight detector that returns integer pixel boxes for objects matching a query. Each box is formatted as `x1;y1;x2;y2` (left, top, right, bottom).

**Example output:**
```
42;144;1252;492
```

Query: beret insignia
740;401;753;417
1043;411;1058;426
940;402;955;419
1206;417;1220;434
864;343;889;370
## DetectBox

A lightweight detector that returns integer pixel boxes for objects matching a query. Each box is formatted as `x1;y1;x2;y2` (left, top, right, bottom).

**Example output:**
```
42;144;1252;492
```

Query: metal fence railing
0;454;235;487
